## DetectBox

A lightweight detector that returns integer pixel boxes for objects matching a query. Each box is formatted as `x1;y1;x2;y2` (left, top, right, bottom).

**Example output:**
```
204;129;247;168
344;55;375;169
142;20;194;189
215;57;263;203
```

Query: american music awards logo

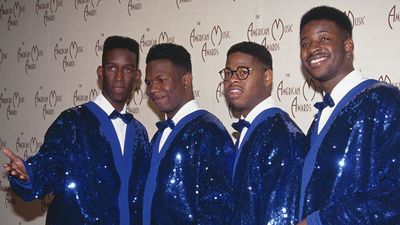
0;136;6;149
127;0;143;16
139;30;176;53
176;0;193;9
35;0;63;26
15;133;42;155
344;10;366;28
378;74;400;89
276;75;318;118
17;43;44;75
193;89;200;98
215;82;225;104
53;38;84;72
0;48;7;72
74;0;102;22
73;84;98;106
127;87;144;115
4;185;17;209
388;5;400;29
246;16;294;52
0;90;25;120
94;33;105;57
34;86;62;120
189;24;231;62
0;1;26;31
214;82;234;119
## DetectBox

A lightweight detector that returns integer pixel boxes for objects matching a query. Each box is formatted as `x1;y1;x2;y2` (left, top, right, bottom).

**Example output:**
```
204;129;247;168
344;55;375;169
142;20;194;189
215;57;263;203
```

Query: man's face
145;59;188;118
300;19;352;84
223;52;271;117
97;48;140;111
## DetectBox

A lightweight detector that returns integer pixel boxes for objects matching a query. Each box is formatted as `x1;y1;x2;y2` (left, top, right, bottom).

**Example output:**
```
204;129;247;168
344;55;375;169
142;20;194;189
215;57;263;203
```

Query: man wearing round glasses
221;41;306;225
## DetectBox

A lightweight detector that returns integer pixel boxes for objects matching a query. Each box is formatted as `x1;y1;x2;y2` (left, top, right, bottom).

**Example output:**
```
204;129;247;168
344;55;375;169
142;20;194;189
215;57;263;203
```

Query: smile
310;57;327;64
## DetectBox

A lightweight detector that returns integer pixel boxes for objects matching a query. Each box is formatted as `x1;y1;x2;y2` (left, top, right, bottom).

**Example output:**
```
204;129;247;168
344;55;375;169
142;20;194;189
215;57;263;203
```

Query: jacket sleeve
9;111;74;201
196;130;235;225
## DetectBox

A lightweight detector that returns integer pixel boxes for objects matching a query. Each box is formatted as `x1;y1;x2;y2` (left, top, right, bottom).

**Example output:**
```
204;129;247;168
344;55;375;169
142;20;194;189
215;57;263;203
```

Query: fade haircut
102;35;140;66
227;41;273;70
146;43;192;73
300;6;353;38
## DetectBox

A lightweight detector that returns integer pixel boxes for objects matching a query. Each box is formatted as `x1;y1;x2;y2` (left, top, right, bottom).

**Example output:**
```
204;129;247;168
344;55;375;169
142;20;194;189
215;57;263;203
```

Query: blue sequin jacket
231;109;306;225
147;110;235;225
302;82;400;224
9;104;150;225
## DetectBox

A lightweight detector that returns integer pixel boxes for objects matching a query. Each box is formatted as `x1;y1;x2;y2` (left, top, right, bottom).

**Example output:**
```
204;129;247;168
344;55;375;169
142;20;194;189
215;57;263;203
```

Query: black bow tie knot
232;119;251;132
314;93;335;111
109;110;133;124
156;118;175;132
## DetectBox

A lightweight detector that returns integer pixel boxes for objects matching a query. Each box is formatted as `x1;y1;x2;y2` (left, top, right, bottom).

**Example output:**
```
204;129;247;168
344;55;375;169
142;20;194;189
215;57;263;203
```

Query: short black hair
227;41;273;70
102;35;139;66
300;6;352;37
146;43;192;73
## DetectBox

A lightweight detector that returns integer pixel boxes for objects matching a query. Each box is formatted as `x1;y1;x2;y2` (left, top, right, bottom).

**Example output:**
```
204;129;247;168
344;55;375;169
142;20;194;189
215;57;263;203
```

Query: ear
263;69;273;87
182;73;193;89
134;69;142;81
344;38;354;55
97;66;103;80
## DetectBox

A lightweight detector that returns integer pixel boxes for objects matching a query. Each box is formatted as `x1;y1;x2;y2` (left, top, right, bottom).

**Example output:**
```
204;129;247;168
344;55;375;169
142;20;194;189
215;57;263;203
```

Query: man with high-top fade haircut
143;43;235;225
3;36;150;225
298;6;400;225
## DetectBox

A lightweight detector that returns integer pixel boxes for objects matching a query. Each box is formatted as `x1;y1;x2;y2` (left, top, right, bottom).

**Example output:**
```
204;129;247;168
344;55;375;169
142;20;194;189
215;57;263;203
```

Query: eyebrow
300;30;331;40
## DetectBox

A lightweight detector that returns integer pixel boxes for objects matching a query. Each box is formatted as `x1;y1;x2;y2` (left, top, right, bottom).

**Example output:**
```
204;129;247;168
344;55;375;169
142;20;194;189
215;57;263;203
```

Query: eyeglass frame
218;66;268;81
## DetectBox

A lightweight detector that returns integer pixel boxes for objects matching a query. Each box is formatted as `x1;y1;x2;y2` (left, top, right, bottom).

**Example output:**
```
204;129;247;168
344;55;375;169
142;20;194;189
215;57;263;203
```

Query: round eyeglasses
218;66;267;81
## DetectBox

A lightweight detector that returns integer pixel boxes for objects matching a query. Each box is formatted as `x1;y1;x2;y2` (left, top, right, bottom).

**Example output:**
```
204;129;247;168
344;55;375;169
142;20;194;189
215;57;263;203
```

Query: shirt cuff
307;211;322;225
11;160;34;190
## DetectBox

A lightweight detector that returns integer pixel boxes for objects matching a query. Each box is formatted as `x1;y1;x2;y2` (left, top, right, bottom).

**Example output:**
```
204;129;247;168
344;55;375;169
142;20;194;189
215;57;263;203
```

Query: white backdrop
1;0;400;224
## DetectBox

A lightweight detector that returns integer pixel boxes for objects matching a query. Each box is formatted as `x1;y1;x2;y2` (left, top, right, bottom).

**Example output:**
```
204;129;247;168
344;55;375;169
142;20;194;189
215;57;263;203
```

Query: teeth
230;89;241;94
310;57;326;64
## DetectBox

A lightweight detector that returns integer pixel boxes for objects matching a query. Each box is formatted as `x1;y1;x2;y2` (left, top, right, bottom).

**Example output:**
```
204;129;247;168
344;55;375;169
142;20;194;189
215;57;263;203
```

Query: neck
166;98;194;119
321;68;354;93
102;92;125;112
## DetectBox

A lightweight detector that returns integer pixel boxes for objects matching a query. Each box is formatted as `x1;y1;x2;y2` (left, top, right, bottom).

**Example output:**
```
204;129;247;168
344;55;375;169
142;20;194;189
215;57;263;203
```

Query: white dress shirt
93;93;128;155
238;96;277;148
158;99;201;152
318;70;367;133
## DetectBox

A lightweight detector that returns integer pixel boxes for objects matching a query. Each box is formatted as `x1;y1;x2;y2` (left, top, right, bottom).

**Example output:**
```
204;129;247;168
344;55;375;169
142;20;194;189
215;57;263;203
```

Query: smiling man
143;43;235;225
297;6;400;225
221;41;306;225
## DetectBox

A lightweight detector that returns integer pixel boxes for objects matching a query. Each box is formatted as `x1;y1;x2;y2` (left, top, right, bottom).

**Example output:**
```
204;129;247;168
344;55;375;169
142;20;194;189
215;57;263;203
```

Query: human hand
297;219;307;225
2;148;29;181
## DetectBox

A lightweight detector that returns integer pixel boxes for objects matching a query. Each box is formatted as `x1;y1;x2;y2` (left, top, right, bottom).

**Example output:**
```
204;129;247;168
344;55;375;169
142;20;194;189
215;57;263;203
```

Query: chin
229;99;245;109
229;103;243;113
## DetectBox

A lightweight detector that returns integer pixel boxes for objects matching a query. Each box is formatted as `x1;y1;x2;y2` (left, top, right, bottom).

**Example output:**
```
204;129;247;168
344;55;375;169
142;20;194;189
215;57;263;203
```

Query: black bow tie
109;110;133;124
314;93;335;111
156;118;175;132
232;119;251;132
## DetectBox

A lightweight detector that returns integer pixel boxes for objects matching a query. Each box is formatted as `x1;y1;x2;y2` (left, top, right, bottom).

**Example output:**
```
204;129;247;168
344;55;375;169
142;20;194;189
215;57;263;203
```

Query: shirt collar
168;99;201;124
93;93;127;116
243;96;276;123
329;69;366;106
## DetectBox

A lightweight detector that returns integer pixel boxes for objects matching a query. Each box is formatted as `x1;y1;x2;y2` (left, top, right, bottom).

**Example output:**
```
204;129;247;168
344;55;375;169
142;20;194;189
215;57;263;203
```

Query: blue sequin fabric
303;82;400;224
232;110;306;225
148;111;235;225
9;104;150;225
